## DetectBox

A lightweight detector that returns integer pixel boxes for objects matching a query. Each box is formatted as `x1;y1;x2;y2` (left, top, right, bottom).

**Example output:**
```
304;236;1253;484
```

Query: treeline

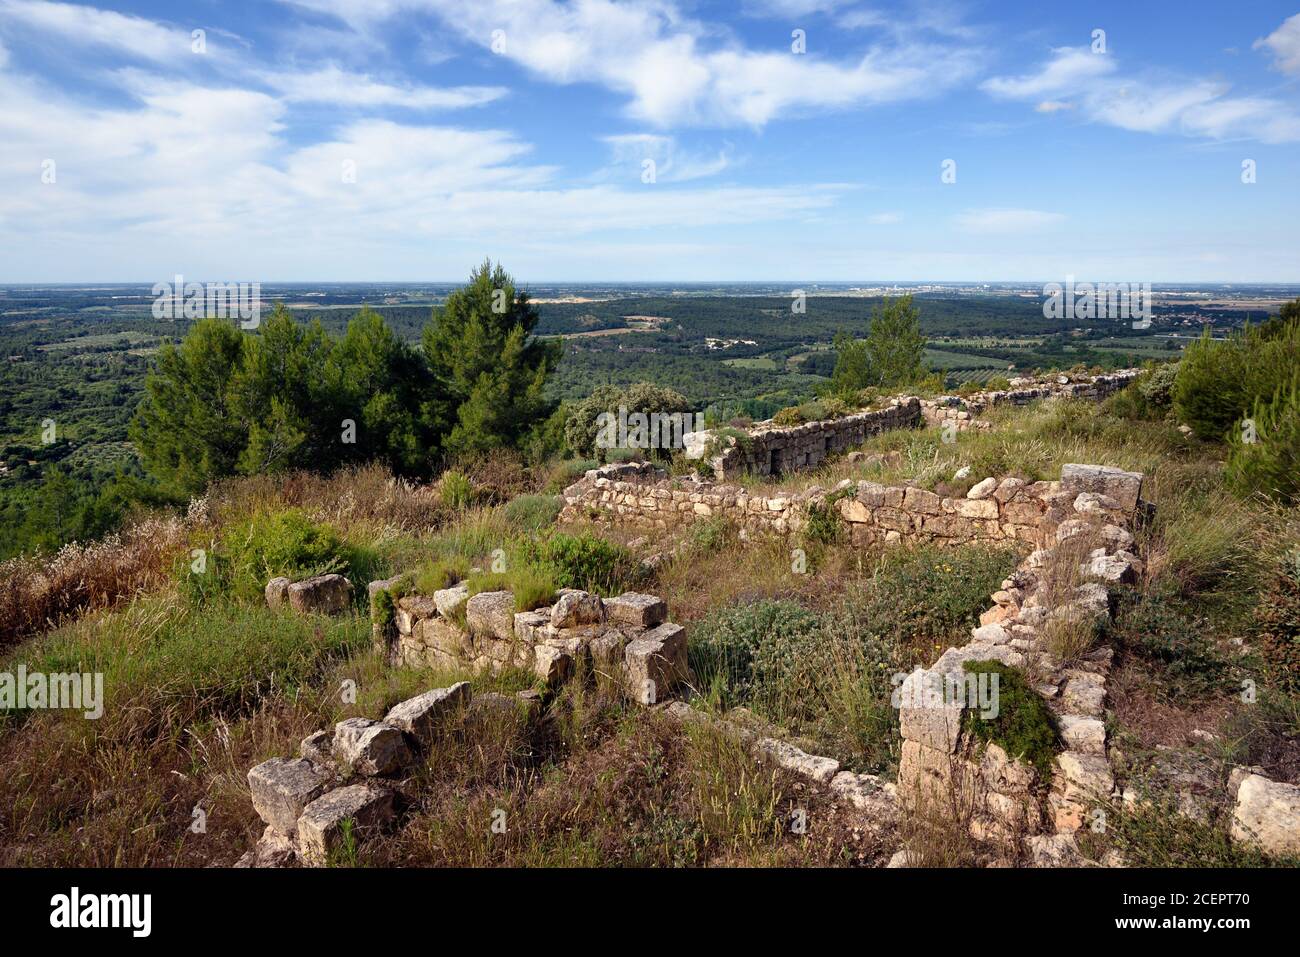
132;261;561;497
1173;300;1300;503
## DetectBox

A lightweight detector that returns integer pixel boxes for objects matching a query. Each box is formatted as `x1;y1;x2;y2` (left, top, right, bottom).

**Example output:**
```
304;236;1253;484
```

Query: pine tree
422;260;561;458
864;294;927;388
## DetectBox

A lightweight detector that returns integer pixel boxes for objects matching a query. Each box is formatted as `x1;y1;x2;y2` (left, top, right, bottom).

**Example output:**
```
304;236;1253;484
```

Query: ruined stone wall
684;370;1139;480
919;370;1140;434
706;398;921;480
559;461;1144;550
895;464;1146;862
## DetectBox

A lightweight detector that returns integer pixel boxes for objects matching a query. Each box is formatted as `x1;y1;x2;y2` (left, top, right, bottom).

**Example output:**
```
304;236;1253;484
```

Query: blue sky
1;0;1298;282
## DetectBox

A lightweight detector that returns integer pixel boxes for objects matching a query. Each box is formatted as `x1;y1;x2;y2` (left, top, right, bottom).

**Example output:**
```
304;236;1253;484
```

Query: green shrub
412;556;471;596
439;470;475;510
1173;323;1300;440
522;532;638;595
984;376;1012;392
1137;362;1178;408
180;508;355;606
504;494;563;530
688;600;823;711
962;660;1059;781
771;406;804;427
802;499;843;546
856;545;1019;652
1226;382;1300;504
818;397;849;419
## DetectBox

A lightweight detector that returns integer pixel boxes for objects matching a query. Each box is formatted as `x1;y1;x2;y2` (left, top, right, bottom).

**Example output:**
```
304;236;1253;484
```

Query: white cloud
983;45;1300;143
287;0;980;128
1034;100;1072;113
1255;12;1300;74
981;47;1114;99
867;211;902;224
0;0;192;61
601;134;732;182
259;65;506;109
953;208;1065;233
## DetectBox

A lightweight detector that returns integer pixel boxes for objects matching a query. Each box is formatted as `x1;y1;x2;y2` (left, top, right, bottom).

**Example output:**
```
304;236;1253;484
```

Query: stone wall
895;463;1147;864
692;397;921;481
370;578;689;705
559;460;1145;550
919;370;1140;435
683;369;1139;481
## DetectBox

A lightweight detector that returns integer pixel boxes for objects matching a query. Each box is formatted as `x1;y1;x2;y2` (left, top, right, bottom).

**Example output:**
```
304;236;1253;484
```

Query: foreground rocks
239;682;483;868
1231;773;1300;858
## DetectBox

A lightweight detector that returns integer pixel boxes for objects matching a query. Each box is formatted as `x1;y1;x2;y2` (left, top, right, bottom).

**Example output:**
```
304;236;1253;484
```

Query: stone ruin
895;464;1145;865
265;573;353;616
682;369;1139;481
559;459;1145;549
370;579;690;706
240;681;543;867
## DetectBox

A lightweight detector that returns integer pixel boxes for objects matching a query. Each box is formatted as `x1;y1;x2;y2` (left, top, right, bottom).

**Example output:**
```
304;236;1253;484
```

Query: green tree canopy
422;259;561;458
864;294;927;388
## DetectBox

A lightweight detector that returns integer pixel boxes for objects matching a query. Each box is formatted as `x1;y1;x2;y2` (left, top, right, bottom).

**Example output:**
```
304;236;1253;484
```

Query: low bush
771;406;804;427
412;556;471;596
181;508;363;606
439;470;475;510
503;494;563;531
1250;552;1300;695
962;660;1059;781
522;532;639;595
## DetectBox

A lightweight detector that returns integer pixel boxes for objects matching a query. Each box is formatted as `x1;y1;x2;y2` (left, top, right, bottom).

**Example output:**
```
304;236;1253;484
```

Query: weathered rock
1058;715;1106;755
549;590;606;629
286;574;353;616
830;771;897;818
967;477;998;500
299;730;333;764
235;824;298;868
753;737;840;784
433;582;470;620
603;592;668;629
513;609;552;644
247;757;333;835
465;590;516;642
624;622;688;704
1057;750;1114;802
394;595;438;634
265;577;292;610
332;718;413;776
383;683;471;747
898;668;964;753
1025;833;1094;868
297;785;396;867
533;645;573;685
1060;463;1143;513
590;628;629;673
1231;774;1300;857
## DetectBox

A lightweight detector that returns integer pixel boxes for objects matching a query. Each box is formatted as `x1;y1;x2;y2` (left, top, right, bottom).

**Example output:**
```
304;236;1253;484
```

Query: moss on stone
962;659;1060;782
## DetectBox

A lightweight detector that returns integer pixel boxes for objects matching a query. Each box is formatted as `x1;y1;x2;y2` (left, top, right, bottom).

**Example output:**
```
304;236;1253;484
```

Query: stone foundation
683;370;1138;481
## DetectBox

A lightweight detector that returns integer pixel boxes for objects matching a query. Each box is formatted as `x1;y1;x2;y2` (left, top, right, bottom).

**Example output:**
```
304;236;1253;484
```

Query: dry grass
0;512;190;649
